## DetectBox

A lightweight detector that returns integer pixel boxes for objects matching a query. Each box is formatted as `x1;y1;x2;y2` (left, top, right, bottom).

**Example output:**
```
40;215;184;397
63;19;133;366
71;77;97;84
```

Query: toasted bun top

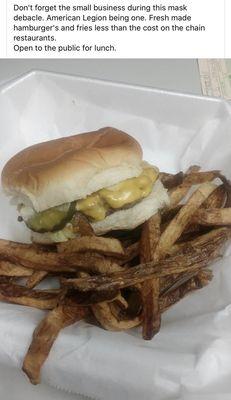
2;127;143;212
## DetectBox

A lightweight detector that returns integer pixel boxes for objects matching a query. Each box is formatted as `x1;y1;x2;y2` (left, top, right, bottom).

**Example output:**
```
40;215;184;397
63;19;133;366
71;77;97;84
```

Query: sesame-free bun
2;127;143;212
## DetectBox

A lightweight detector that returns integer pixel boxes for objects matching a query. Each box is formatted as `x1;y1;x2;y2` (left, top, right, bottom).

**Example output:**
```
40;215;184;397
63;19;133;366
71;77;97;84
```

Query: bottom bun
31;180;169;243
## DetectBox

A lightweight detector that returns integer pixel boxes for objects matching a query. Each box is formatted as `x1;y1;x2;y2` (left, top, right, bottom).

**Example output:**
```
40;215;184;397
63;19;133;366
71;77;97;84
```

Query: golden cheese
76;167;159;221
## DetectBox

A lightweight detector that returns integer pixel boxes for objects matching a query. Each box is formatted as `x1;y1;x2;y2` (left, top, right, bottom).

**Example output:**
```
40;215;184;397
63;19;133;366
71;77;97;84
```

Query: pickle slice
26;202;76;233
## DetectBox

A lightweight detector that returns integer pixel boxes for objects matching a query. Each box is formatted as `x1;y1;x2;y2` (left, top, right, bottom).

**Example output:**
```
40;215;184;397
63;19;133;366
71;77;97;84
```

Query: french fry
193;208;231;226
0;283;60;310
183;170;220;185
64;288;119;306
0;260;33;277
22;304;86;384
26;271;48;289
154;183;217;260
0;240;74;272
218;174;231;207
202;184;226;209
63;228;229;292
140;213;161;340
0;240;122;274
168;165;201;208
159;172;184;189
159;269;213;313
186;165;201;173
71;213;95;236
164;227;230;256
122;242;139;264
57;236;125;257
91;301;141;331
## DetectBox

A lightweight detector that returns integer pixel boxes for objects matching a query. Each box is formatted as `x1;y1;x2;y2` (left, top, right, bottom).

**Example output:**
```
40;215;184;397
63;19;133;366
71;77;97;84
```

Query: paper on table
1;73;231;400
198;59;231;100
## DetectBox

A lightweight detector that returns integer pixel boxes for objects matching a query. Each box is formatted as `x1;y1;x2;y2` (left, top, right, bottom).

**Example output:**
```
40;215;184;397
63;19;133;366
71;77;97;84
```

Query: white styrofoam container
1;71;231;400
0;69;231;173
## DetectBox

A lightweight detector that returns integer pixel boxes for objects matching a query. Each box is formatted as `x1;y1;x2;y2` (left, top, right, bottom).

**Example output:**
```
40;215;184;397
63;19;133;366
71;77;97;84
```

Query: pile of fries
0;166;231;384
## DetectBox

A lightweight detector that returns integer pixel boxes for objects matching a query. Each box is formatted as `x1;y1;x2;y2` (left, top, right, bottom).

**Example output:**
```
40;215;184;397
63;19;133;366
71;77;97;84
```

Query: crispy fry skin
140;213;161;339
0;260;33;277
72;213;95;236
163;185;226;227
63;228;230;292
57;236;125;257
183;171;221;185
202;185;226;209
0;283;60;309
0;240;73;272
0;240;122;274
192;208;231;226
122;242;139;264
159;172;184;189
159;269;213;312
91;301;141;331
78;271;140;330
154;183;217;260
26;271;48;289
168;165;201;208
22;304;86;384
165;227;230;256
218;174;231;207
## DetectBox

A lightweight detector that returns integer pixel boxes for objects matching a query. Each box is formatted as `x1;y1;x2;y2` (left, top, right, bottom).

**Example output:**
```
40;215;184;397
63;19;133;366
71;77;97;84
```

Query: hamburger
1;127;169;243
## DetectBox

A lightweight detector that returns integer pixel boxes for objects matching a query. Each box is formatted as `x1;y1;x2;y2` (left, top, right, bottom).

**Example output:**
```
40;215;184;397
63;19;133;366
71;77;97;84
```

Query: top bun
2;127;143;212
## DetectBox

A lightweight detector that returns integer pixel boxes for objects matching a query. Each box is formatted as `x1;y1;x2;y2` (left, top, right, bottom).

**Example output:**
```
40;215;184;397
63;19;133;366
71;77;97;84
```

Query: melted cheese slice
76;167;159;221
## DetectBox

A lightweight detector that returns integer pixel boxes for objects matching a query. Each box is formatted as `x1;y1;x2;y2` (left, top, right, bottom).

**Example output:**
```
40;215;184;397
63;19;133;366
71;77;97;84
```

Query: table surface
0;58;201;400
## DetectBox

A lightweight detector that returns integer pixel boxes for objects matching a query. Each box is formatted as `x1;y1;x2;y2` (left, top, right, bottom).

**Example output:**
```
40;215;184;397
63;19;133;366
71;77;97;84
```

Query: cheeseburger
1;127;169;243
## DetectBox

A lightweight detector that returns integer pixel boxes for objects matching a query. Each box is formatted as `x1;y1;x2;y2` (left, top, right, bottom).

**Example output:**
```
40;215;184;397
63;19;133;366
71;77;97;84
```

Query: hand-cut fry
0;240;122;274
202;184;226;209
183;170;220;185
163;185;226;224
159;264;213;297
0;260;33;277
193;208;231;226
22;304;86;384
63;227;229;292
57;236;125;257
72;213;95;236
163;227;231;256
122;242;139;264
0;283;60;309
119;287;143;319
65;253;123;273
154;183;217;260
140;213;161;340
26;271;48;289
80;271;141;330
168;165;201;208
169;169;222;209
0;240;74;272
218;174;231;207
169;185;191;209
161;205;182;224
159;269;213;313
64;288;119;305
186;165;201;173
195;269;213;288
159;172;184;189
91;301;141;331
